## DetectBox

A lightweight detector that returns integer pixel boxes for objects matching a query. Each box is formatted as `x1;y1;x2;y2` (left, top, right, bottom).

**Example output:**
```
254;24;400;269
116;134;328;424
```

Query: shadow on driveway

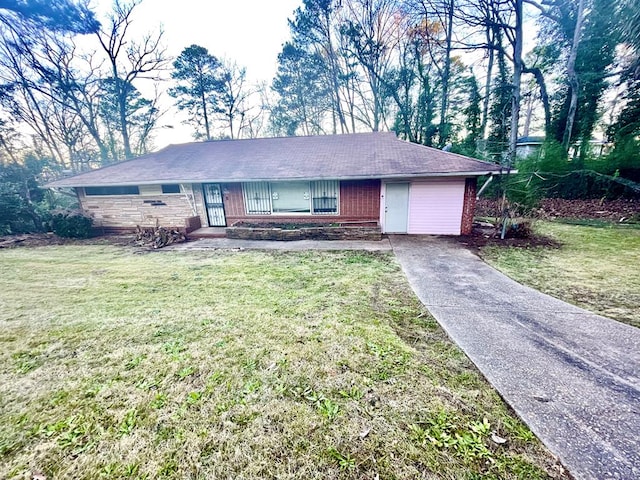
391;235;640;480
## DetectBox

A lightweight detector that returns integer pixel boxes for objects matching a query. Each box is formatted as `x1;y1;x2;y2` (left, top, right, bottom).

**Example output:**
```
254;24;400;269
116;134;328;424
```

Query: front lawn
480;221;640;328
0;245;566;479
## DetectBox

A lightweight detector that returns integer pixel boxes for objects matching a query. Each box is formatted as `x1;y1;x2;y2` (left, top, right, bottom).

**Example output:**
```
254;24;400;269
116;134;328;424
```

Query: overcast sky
92;0;302;146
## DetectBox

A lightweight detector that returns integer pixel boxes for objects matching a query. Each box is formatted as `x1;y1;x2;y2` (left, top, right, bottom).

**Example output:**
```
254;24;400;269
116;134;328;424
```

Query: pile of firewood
134;225;186;248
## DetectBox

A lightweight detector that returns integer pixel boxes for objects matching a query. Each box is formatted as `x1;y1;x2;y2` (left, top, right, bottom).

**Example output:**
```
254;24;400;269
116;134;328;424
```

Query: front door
203;184;226;226
385;183;409;233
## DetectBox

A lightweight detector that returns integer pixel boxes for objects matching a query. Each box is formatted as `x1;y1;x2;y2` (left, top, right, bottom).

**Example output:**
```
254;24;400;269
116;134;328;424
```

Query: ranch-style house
47;132;504;236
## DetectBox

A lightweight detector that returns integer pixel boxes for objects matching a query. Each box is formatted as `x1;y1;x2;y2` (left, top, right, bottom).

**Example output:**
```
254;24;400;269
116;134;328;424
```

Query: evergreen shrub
51;211;93;238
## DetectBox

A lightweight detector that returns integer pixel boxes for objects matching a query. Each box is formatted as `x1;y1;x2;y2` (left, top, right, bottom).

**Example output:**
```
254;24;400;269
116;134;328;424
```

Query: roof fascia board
49;170;511;188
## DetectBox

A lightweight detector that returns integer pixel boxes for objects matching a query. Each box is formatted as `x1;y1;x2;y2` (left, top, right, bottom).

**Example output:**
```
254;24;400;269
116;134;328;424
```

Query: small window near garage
84;186;139;196
161;184;181;194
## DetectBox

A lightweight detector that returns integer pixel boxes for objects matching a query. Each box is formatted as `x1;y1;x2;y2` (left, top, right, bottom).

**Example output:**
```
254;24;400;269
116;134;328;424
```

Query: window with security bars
242;180;339;215
242;182;272;214
310;180;338;214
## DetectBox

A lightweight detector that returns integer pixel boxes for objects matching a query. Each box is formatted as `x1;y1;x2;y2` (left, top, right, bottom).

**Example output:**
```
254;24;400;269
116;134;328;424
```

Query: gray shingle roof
47;132;503;187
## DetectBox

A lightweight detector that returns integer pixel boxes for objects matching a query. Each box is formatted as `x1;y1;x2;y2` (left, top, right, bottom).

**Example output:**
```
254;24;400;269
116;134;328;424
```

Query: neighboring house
516;136;613;159
47;132;503;236
516;136;545;159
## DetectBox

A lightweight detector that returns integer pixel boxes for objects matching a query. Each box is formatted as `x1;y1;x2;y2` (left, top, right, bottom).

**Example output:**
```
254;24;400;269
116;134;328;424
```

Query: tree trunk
0;132;18;163
523;66;551;135
522;95;533;137
562;0;586;151
201;89;211;140
500;0;524;240
481;54;494;140
481;28;495;139
23;87;66;167
438;0;455;146
327;17;348;134
229;108;235;139
371;73;381;132
118;82;133;159
507;0;524;169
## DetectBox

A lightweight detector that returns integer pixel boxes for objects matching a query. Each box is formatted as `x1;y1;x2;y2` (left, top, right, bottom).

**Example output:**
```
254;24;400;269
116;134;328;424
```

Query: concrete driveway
391;235;640;480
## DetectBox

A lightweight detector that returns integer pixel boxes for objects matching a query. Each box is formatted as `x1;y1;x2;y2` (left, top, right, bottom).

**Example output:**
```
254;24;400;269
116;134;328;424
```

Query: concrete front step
188;227;227;238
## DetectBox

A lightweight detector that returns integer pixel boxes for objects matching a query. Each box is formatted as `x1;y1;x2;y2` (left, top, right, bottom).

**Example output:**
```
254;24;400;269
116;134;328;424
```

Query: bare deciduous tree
96;0;167;158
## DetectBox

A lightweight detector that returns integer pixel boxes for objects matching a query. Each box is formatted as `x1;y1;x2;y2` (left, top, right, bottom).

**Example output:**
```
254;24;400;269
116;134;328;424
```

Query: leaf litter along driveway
391;234;640;480
0;244;568;479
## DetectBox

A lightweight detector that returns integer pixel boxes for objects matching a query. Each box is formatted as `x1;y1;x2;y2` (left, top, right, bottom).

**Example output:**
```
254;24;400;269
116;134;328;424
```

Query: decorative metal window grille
242;182;272;214
311;180;339;214
242;180;339;215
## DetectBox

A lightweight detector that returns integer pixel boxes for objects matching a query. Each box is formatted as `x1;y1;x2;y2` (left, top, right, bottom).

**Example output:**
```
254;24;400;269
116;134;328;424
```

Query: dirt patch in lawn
0;233;134;249
453;226;562;251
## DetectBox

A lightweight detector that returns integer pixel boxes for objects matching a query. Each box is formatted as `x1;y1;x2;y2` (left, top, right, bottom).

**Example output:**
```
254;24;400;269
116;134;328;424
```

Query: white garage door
407;179;465;235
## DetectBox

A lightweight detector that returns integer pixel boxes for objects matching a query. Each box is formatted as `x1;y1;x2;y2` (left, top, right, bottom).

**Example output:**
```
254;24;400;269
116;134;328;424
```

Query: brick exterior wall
221;179;381;226
219;183;245;219
460;177;477;235
339;180;381;217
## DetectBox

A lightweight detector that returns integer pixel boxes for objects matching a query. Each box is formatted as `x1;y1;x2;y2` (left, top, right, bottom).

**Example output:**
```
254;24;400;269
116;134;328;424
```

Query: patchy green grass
0;245;567;479
481;221;640;328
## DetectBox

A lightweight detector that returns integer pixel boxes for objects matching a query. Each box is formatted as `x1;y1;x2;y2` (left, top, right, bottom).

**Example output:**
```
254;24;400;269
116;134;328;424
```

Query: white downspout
476;175;493;199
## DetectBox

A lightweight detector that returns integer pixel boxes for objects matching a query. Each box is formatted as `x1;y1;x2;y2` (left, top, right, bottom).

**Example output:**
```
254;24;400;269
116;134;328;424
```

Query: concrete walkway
390;235;640;480
167;237;392;251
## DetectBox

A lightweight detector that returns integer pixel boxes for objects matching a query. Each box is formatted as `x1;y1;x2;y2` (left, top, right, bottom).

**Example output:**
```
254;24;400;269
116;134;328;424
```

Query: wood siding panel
407;179;465;235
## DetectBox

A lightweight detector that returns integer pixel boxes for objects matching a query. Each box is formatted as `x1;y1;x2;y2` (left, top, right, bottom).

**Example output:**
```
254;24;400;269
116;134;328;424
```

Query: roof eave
46;170;507;188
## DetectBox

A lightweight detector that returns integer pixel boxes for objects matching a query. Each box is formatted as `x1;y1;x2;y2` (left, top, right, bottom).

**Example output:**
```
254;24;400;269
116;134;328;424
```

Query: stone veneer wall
190;183;209;228
226;225;382;241
78;184;199;231
460;177;477;235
